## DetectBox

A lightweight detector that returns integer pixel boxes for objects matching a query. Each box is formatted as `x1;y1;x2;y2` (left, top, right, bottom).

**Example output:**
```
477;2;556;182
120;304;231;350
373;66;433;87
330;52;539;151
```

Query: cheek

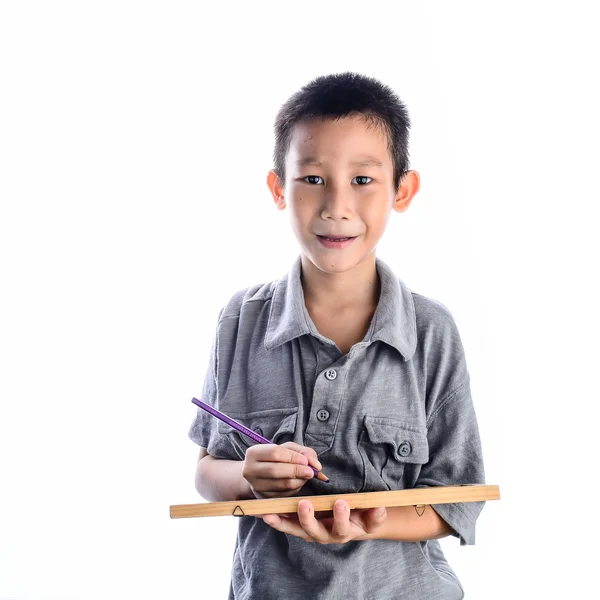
363;204;390;229
288;202;310;233
289;199;311;221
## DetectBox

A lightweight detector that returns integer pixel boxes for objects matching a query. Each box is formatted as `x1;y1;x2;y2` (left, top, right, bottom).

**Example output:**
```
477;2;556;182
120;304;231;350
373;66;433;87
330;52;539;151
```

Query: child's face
268;115;418;275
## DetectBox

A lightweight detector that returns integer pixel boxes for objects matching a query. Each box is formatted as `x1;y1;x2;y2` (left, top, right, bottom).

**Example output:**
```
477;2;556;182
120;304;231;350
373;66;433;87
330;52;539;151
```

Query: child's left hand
261;499;387;544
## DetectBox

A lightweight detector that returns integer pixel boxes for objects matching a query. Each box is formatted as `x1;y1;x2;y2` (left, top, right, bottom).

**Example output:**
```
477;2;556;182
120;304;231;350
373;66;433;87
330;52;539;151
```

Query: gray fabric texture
189;255;485;600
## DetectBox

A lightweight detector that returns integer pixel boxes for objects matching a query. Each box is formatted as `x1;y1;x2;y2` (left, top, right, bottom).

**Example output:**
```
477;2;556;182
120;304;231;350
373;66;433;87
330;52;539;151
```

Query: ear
266;170;286;210
392;170;420;213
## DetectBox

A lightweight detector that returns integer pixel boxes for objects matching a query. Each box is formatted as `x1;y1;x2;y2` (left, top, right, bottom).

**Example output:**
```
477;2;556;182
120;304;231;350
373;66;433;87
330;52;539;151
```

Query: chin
306;252;364;274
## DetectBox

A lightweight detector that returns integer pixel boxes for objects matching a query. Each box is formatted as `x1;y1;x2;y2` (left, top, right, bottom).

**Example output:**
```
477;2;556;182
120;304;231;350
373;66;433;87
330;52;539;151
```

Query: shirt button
316;409;330;422
324;369;337;381
398;442;412;457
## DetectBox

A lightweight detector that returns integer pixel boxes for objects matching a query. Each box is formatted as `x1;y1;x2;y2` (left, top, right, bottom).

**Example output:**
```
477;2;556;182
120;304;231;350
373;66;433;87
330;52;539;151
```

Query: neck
300;253;380;313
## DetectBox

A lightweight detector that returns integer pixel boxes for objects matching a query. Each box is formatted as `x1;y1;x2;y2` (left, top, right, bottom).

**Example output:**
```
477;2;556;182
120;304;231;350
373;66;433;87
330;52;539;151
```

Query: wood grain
170;484;500;518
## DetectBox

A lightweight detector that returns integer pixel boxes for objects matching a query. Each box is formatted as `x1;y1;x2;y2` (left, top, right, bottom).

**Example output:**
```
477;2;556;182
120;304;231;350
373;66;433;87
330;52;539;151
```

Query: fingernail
335;502;346;512
300;503;310;513
304;468;314;478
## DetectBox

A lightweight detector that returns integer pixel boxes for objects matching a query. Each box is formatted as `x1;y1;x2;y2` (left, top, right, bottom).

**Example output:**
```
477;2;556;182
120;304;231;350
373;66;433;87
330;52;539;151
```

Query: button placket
305;363;344;450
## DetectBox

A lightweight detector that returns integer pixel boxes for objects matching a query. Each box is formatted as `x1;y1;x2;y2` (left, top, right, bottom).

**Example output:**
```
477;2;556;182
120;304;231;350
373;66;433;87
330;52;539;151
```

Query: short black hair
273;71;411;191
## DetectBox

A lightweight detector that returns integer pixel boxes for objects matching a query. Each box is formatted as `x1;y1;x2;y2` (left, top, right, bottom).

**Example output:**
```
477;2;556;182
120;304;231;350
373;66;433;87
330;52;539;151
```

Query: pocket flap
363;416;429;463
217;407;298;447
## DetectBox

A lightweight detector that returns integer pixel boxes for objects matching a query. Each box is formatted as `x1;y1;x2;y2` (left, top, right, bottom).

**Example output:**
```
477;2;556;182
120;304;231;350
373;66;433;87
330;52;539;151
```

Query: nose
320;185;353;220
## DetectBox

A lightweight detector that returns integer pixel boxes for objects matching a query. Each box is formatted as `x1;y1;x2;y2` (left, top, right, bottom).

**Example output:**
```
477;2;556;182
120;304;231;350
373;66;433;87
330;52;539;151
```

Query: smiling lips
317;235;356;241
316;234;357;249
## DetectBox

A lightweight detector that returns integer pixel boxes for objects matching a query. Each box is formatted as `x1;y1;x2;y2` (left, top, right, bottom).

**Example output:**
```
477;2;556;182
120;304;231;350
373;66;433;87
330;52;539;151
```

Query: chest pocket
358;416;429;492
217;407;298;459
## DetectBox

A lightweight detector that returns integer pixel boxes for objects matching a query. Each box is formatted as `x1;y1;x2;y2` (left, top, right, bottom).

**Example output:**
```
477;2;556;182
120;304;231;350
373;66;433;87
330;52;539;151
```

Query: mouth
316;235;357;242
316;234;358;249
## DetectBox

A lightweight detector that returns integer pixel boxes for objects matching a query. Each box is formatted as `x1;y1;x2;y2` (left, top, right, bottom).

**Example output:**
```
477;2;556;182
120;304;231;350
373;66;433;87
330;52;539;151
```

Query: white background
1;1;598;599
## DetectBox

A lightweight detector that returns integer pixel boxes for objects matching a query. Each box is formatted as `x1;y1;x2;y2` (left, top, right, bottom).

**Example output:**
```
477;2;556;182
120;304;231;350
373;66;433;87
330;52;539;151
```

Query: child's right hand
242;442;322;499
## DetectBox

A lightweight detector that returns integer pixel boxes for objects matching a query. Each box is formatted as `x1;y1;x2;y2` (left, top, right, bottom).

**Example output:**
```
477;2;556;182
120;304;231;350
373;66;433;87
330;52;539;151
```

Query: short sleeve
187;316;243;461
416;378;486;545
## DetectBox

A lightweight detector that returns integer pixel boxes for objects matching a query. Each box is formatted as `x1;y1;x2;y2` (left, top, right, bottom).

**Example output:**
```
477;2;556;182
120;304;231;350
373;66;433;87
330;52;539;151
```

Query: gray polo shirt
189;255;485;600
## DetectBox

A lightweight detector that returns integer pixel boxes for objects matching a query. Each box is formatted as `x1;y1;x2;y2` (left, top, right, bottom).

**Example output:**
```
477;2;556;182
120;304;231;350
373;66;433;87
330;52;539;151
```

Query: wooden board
170;484;500;518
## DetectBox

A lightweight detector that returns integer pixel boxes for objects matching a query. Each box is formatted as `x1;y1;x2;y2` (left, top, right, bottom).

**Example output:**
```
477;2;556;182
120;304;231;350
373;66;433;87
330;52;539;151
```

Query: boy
189;71;485;599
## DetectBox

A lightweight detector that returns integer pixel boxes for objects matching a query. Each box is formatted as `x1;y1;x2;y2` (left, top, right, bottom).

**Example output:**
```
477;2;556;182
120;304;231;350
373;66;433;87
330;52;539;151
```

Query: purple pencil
191;397;329;482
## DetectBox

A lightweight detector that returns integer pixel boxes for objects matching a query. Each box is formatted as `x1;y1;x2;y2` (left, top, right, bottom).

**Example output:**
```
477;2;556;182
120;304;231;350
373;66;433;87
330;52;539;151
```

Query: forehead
286;115;391;166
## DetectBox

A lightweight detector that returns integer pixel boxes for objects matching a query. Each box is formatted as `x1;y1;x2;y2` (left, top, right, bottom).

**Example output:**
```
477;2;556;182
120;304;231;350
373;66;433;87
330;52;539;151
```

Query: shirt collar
264;255;417;361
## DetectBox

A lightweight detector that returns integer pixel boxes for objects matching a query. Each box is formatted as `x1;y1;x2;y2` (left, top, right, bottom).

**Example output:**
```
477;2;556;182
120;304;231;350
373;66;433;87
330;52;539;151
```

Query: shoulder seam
426;377;470;428
219;297;271;322
219;283;275;320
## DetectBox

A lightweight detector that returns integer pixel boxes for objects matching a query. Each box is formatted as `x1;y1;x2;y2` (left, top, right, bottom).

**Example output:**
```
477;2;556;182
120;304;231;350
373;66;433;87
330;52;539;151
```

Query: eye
303;175;324;185
302;175;373;185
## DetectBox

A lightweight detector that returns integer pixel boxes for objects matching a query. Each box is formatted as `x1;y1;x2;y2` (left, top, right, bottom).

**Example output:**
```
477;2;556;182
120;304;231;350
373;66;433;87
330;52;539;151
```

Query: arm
261;498;454;544
354;505;453;542
195;448;255;502
414;380;486;545
195;443;323;502
189;313;323;504
190;316;258;503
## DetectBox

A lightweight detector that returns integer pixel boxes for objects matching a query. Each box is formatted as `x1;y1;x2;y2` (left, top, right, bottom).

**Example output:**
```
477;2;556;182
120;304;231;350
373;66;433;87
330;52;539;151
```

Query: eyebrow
295;157;384;168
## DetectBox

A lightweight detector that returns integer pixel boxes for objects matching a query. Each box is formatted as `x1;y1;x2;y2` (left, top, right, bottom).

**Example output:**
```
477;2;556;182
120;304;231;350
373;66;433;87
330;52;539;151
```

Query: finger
297;500;330;543
330;500;351;542
253;513;295;520
280;442;322;471
360;506;387;533
249;475;310;494
248;461;315;482
262;513;315;542
249;444;310;467
261;513;299;523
